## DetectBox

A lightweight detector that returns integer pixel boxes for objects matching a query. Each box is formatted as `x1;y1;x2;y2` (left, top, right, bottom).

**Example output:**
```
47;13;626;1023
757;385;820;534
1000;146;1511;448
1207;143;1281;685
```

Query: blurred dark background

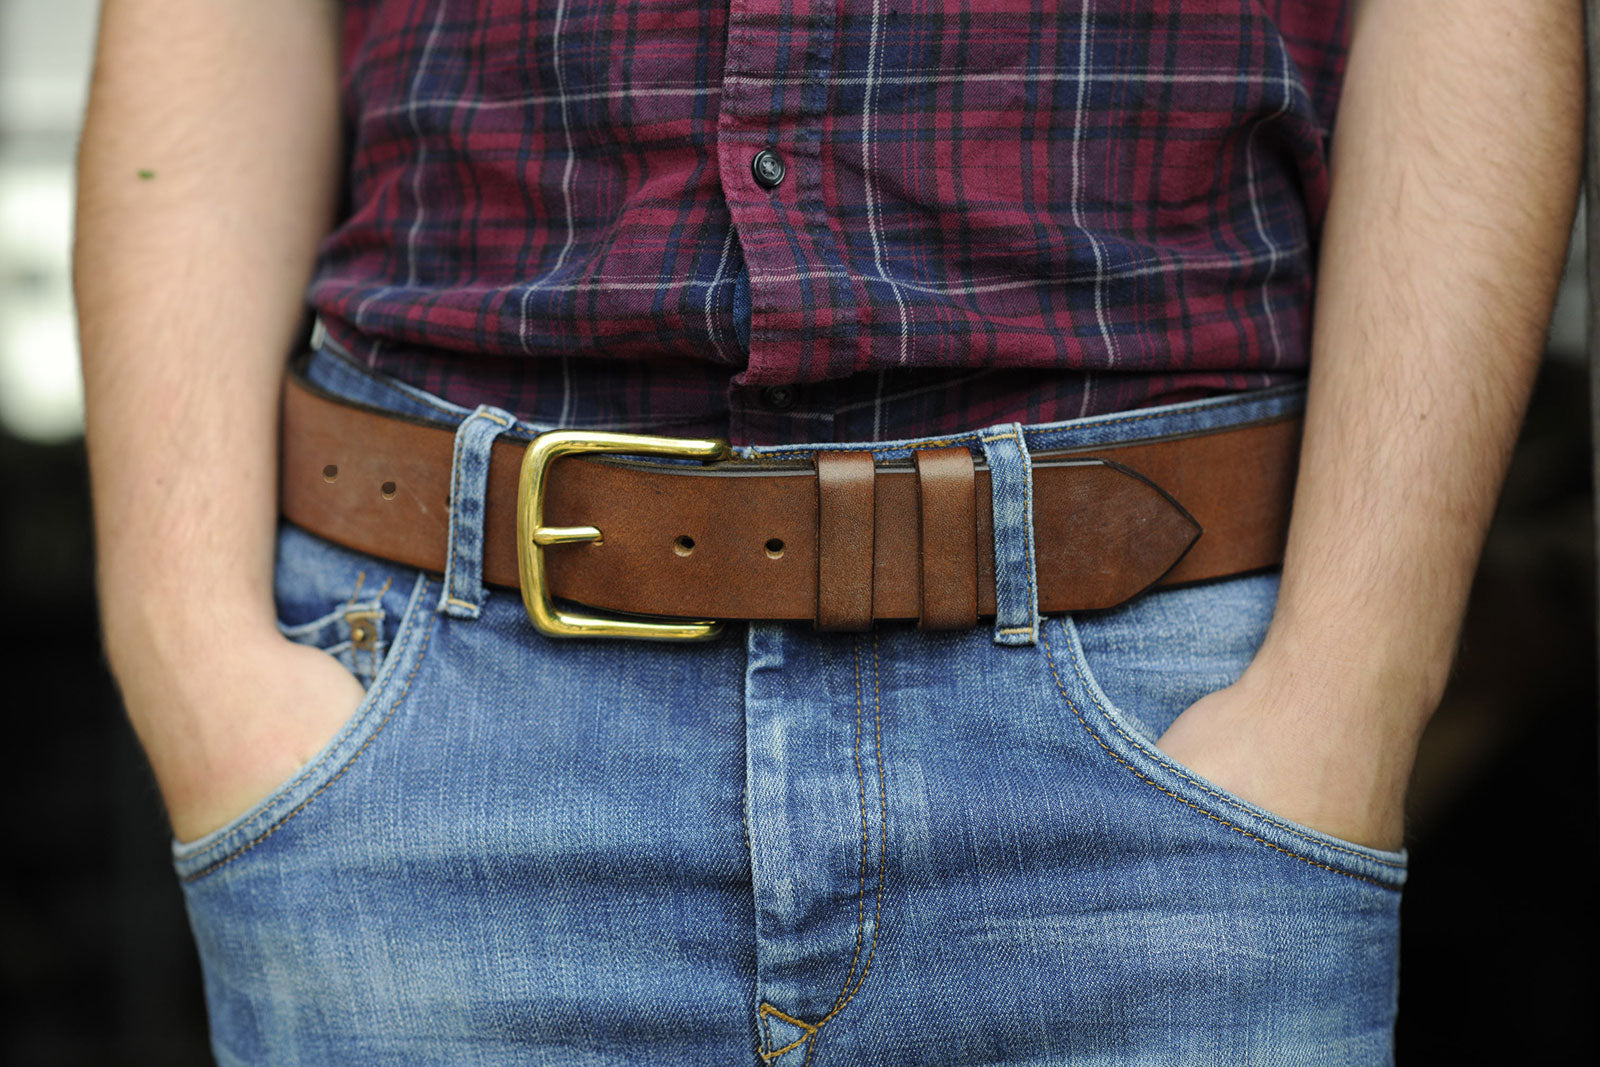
2;2;1595;1063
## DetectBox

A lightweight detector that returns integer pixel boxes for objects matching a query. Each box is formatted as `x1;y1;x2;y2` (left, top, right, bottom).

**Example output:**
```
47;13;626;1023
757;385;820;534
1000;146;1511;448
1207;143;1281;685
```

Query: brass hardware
345;609;381;651
516;430;732;639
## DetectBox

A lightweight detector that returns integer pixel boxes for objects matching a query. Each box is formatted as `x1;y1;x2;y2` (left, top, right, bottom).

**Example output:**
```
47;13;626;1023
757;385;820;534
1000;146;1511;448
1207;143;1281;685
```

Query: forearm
1245;1;1583;741
76;0;342;674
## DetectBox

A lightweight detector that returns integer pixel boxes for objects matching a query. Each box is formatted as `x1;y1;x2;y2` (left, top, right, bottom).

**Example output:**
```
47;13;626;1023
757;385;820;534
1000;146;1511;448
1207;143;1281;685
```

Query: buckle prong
531;525;602;546
516;430;732;640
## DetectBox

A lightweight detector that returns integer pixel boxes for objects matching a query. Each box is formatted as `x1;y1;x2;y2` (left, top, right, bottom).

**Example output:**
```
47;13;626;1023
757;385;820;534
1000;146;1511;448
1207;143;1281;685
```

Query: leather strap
815;452;877;631
913;447;978;630
281;365;1301;624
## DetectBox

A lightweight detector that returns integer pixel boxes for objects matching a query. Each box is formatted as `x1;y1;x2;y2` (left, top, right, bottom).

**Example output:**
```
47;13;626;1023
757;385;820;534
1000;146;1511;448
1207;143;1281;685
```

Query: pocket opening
1039;606;1408;890
172;530;438;880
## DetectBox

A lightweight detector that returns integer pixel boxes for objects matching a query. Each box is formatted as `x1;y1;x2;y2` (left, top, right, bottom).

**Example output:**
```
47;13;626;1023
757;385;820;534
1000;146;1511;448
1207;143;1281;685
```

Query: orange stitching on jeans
1051;617;1406;870
758;633;891;1061
817;633;888;1026
1018;442;1038;636
349;573;393;605
822;639;871;1015
192;574;429;853
758;1003;817;1060
180;588;437;883
1037;625;1398;890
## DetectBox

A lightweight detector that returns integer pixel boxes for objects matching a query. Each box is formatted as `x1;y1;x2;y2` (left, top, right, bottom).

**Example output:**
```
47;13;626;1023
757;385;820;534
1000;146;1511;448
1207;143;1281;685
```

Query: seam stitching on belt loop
1017;427;1040;642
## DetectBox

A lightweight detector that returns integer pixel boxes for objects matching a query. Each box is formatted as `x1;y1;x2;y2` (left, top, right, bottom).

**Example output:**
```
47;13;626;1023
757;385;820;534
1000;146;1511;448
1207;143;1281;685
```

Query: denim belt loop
438;404;519;619
979;422;1041;646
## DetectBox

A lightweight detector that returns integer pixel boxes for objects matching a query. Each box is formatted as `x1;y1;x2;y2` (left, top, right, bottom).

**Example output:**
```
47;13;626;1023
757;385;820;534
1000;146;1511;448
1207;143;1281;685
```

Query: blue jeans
173;349;1405;1065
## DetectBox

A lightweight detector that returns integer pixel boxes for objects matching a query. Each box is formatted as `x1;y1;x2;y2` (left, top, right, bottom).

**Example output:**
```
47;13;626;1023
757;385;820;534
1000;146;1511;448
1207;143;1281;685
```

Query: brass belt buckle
516;430;732;639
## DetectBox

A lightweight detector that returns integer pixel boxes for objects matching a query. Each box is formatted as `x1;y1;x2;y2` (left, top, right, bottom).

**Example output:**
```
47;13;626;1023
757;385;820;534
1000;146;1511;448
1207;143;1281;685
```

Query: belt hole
765;538;785;559
674;535;695;557
380;480;397;499
322;464;339;482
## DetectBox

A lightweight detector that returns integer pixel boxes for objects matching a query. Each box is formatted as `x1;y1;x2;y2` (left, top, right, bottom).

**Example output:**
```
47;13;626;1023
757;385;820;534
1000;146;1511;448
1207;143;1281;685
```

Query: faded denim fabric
172;348;1404;1066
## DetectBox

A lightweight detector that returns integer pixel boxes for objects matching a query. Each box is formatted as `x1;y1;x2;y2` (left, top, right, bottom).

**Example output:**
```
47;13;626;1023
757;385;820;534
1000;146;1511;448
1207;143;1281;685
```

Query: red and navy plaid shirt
309;0;1348;445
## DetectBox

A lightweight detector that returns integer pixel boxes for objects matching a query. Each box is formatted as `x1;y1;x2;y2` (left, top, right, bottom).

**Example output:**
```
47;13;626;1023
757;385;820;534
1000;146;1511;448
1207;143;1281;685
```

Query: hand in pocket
120;631;368;844
1154;675;1418;853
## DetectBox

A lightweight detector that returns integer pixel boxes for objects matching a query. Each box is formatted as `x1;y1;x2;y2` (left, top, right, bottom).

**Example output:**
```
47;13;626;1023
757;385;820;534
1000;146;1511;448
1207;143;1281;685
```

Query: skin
1156;0;1583;851
76;0;1581;852
76;0;356;843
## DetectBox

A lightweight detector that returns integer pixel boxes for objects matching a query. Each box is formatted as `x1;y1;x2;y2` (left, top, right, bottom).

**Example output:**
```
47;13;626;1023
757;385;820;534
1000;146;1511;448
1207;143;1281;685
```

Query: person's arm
1156;0;1583;851
76;0;361;841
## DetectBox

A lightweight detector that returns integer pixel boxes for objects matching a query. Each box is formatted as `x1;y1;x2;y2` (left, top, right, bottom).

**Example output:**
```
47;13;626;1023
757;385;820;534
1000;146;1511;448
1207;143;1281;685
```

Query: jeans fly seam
758;633;890;1062
758;1003;817;1061
191;573;428;855
830;636;872;1014
1038;623;1399;890
1052;617;1406;871
756;638;870;1062
180;581;437;883
758;1009;776;1060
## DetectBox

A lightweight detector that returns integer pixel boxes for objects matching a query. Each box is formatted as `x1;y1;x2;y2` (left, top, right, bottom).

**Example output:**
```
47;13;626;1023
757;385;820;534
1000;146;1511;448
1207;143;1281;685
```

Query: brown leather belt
280;364;1301;634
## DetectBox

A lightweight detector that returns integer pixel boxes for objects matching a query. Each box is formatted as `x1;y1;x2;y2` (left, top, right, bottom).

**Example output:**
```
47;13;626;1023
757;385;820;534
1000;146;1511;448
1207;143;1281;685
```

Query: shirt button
751;148;786;189
762;385;797;410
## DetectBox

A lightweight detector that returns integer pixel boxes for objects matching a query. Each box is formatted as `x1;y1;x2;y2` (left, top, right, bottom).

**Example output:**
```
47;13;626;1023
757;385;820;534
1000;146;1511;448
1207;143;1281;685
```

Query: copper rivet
350;626;368;643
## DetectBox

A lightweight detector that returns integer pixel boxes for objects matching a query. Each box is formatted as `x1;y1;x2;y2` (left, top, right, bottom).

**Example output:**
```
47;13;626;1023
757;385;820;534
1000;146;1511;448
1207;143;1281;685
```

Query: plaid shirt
309;1;1348;445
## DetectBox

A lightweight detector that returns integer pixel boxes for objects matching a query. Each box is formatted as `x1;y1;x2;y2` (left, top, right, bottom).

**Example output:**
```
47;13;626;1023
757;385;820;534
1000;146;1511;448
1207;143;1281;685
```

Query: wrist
1242;607;1452;745
101;584;282;690
1161;670;1420;852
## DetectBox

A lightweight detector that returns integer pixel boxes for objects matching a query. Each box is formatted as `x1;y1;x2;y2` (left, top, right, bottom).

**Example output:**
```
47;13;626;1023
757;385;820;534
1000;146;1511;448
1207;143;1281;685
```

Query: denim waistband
300;341;1306;645
303;341;1308;456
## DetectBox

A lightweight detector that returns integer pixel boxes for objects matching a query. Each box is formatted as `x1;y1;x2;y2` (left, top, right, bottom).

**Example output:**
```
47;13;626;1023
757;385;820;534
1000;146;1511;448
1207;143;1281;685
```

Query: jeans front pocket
171;522;437;882
1039;570;1409;890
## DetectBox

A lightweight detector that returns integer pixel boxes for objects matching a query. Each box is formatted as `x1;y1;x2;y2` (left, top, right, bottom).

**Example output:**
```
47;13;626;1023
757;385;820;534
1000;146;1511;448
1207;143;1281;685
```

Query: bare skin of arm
75;0;360;843
79;0;1577;853
1157;0;1583;851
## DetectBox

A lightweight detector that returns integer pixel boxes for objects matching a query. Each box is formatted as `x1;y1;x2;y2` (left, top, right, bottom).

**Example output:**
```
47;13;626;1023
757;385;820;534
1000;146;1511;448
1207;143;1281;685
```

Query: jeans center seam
757;632;889;1062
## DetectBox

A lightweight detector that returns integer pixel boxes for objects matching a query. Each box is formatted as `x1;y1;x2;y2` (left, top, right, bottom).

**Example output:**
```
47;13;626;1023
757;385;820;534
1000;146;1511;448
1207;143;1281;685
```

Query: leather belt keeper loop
814;451;878;632
279;361;1303;627
913;447;979;630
